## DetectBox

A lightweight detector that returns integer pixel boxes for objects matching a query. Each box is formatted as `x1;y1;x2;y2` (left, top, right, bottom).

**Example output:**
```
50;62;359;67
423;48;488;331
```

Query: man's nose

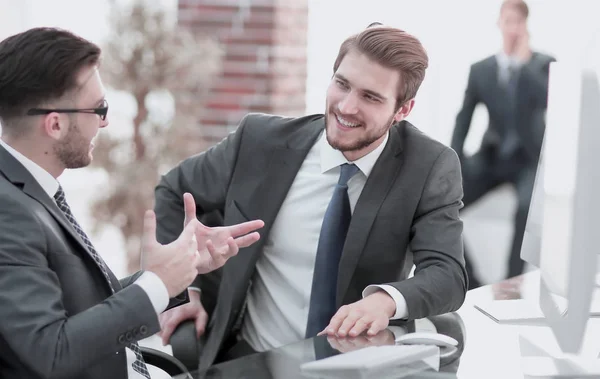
337;92;359;114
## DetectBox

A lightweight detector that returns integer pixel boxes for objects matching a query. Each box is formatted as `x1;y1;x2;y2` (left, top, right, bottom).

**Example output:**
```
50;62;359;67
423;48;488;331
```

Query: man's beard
53;122;92;169
325;109;396;153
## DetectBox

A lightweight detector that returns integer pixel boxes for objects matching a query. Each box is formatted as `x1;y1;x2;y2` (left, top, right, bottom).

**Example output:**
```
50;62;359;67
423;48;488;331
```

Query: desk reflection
176;313;464;379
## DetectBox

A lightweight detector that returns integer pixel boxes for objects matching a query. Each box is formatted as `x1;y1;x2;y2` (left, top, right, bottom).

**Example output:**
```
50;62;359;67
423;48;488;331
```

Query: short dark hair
333;27;428;109
500;0;529;19
0;27;101;131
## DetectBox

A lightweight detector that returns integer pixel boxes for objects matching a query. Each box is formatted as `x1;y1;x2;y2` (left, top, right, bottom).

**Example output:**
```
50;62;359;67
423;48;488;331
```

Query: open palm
182;193;263;274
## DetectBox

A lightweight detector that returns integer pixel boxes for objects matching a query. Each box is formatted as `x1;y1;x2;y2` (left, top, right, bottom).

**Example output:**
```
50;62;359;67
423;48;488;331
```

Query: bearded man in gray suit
0;27;264;379
155;25;468;369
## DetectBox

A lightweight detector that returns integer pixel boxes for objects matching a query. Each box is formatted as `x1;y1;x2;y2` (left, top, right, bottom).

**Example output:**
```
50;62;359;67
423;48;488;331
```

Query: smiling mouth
334;114;362;128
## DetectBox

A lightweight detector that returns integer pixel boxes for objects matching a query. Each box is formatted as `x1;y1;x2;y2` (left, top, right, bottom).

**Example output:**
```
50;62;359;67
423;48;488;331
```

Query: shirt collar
496;51;524;68
319;129;390;178
0;138;59;198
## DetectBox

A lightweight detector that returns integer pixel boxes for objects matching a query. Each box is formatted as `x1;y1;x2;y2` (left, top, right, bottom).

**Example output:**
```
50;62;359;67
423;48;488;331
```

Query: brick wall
178;0;309;143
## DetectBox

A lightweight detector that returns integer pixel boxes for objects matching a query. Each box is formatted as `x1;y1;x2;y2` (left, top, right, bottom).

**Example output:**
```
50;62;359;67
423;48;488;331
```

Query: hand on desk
326;329;395;353
492;275;524;300
183;193;265;274
159;289;207;345
318;291;396;338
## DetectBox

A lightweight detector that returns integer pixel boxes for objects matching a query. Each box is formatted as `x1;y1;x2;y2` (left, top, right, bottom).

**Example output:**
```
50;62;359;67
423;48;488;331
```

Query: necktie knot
338;163;359;187
54;185;66;205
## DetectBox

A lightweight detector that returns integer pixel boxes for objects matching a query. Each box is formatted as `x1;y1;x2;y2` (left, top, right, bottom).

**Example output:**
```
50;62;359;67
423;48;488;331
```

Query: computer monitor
474;61;600;360
522;61;600;355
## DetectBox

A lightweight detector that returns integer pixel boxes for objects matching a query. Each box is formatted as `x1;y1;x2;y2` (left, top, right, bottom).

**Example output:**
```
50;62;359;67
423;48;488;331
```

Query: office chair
428;312;466;372
140;346;191;377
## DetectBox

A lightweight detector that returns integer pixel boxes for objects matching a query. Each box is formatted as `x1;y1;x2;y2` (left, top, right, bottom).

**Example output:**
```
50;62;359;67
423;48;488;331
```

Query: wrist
371;291;396;318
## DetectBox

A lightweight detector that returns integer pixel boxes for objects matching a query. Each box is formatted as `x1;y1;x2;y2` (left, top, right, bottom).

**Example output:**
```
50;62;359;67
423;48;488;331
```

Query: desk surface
176;272;600;379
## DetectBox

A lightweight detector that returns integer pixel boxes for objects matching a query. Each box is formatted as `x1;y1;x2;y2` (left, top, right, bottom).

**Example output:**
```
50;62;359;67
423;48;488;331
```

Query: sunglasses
26;99;109;120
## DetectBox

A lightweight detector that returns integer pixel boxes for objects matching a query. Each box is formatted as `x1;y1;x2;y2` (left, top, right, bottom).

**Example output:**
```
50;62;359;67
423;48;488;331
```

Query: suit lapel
336;123;405;306
0;145;119;291
229;117;325;275
201;118;324;368
488;57;502;96
221;145;317;296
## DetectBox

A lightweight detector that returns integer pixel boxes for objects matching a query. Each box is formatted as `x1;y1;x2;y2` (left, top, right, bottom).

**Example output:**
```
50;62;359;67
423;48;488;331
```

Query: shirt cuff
362;284;408;320
134;271;169;314
188;287;202;295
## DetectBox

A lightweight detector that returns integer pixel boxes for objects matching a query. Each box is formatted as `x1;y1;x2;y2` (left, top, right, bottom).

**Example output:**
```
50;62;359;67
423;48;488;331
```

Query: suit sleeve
519;55;555;108
154;115;247;290
389;147;468;320
451;65;479;160
0;198;161;379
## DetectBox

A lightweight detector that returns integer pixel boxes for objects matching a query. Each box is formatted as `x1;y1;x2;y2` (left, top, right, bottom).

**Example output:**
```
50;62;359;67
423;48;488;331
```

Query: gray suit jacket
451;52;556;164
154;113;468;368
0;145;185;379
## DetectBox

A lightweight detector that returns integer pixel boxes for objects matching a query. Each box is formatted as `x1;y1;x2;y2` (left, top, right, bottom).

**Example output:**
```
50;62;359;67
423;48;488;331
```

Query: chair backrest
140;346;191;377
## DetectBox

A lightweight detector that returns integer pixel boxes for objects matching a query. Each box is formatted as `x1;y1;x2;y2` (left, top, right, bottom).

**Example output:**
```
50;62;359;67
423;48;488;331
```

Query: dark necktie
54;186;151;379
305;163;360;338
499;64;520;158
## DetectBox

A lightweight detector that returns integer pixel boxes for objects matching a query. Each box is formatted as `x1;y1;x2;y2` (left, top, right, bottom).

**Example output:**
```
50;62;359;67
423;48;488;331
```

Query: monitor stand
474;289;600;325
474;298;562;326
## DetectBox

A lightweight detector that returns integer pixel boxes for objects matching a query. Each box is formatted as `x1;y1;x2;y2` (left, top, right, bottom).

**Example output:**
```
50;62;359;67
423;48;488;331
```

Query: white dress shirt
496;51;524;85
240;130;408;352
0;139;168;379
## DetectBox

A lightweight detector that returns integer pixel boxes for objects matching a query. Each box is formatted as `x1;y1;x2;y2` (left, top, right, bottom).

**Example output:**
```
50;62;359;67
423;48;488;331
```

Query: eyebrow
334;73;388;101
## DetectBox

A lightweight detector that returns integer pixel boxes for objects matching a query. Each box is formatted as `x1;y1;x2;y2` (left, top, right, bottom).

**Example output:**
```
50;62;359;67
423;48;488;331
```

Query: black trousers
216;335;258;363
461;148;537;288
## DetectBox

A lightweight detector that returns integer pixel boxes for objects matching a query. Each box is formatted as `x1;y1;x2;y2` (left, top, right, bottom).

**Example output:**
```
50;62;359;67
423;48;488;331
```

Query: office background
1;0;598;289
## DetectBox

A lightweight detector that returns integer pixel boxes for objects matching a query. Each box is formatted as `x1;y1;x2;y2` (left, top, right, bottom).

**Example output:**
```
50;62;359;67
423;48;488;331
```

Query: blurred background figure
450;0;555;288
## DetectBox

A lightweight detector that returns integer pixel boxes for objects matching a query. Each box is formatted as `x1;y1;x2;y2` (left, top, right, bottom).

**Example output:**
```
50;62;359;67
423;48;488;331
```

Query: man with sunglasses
0;27;264;379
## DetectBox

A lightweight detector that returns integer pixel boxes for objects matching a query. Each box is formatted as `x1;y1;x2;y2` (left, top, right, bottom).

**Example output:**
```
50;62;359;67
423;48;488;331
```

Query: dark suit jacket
0;145;186;379
154;113;468;369
451;52;556;164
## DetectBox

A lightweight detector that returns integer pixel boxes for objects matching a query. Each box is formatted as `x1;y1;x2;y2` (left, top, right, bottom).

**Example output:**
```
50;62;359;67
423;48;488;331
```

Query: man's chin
65;158;92;170
327;138;356;153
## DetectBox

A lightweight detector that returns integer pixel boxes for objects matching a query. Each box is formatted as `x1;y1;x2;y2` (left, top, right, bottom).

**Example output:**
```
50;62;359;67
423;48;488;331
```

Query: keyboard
300;344;440;372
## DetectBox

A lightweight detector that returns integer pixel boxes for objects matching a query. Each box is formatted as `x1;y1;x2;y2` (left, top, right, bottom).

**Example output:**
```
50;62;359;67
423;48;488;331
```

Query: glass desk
173;272;600;378
174;312;465;378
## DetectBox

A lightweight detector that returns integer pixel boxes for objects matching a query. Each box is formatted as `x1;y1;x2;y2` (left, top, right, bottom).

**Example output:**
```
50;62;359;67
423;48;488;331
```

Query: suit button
132;328;140;338
118;335;125;344
125;332;133;341
140;326;148;335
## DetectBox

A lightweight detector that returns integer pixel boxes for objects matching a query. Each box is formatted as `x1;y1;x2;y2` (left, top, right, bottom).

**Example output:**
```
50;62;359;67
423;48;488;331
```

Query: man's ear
41;113;66;141
393;99;415;123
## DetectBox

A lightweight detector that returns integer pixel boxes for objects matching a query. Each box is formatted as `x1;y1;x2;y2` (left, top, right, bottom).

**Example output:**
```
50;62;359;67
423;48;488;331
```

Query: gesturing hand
141;210;201;297
183;193;264;274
